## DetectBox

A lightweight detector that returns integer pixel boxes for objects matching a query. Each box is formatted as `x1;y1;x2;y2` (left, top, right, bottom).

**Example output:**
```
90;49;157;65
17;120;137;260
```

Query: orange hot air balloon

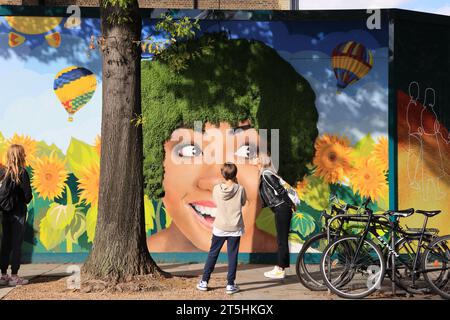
332;41;374;93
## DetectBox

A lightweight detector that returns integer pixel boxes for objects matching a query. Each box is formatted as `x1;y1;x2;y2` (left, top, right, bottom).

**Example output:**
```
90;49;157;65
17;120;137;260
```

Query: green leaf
352;133;375;159
290;212;316;238
86;205;98;243
66;137;99;178
255;208;276;236
46;202;76;230
164;206;172;228
288;232;302;243
302;175;330;211
144;195;155;232
35;141;64;159
66;212;86;243
39;215;66;250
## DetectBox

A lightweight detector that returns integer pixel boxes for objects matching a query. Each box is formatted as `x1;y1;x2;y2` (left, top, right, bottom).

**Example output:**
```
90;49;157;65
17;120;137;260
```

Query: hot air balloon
53;66;97;122
5;16;63;48
331;41;373;93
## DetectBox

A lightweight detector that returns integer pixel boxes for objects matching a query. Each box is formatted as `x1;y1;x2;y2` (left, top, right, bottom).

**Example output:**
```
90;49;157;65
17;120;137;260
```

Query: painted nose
197;168;223;192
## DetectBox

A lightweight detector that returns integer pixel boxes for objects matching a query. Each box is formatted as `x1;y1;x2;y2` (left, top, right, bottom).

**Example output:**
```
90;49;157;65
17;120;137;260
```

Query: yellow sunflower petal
350;157;388;201
313;134;353;184
31;153;68;200
78;162;100;206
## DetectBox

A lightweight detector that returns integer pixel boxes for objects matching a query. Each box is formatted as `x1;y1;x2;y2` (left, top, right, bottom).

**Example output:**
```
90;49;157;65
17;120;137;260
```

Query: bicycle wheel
422;235;450;299
387;236;434;294
296;232;330;291
320;235;386;299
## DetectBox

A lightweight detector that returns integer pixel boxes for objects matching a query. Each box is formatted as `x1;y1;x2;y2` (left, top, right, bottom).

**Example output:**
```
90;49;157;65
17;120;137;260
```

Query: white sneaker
264;266;285;279
8;276;29;286
226;284;240;294
196;280;208;291
0;275;10;286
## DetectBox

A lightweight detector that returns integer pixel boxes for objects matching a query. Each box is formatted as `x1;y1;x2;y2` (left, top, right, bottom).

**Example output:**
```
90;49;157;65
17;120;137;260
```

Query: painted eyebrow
229;124;253;135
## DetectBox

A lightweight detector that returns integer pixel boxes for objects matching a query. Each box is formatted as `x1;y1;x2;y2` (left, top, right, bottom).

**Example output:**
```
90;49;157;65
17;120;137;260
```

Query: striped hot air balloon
331;41;373;93
53;66;97;122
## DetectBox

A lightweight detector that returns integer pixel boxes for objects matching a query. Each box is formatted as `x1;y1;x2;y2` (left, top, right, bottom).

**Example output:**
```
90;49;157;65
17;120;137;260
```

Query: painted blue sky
0;17;102;153
0;17;389;152
301;0;450;15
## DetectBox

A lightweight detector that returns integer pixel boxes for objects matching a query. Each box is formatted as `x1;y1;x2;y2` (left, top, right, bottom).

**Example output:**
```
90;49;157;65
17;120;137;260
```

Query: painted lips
189;201;217;229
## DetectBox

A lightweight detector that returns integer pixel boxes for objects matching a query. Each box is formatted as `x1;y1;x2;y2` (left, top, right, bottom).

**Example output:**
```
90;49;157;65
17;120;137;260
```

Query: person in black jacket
0;144;33;286
253;154;295;279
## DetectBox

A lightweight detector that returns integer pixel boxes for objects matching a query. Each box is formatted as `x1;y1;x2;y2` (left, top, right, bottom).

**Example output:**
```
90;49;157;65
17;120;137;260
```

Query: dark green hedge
142;32;318;198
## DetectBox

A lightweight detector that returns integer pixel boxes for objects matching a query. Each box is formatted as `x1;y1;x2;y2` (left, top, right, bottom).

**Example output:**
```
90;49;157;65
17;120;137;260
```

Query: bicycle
295;196;371;291
320;206;448;299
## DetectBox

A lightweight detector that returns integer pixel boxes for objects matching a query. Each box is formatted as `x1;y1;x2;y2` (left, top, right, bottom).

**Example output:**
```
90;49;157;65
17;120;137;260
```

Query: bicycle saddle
386;208;414;217
415;209;441;217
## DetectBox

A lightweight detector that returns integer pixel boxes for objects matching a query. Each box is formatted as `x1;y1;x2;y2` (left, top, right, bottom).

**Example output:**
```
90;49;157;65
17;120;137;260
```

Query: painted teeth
192;204;217;218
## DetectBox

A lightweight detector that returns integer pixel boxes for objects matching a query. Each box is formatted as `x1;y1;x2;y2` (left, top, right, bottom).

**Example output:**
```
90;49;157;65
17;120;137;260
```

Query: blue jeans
202;234;240;285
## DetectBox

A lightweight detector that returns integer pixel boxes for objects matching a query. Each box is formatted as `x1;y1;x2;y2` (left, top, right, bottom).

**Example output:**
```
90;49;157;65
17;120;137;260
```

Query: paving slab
0;263;444;300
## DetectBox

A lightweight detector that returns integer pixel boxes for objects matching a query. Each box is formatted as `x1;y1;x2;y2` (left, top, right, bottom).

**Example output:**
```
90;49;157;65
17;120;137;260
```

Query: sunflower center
364;173;371;180
45;173;53;181
328;151;337;162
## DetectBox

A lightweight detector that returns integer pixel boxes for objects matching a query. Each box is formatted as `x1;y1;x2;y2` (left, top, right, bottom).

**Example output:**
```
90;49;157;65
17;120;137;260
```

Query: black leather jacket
259;169;292;208
0;167;33;217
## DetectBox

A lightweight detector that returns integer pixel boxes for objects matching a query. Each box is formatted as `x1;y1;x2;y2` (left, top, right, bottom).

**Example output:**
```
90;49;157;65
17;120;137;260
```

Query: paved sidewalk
0;263;442;300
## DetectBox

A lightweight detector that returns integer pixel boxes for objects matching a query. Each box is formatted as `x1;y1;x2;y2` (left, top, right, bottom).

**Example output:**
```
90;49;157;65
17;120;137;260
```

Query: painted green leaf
144;195;155;232
66;212;86;243
39;215;66;250
255;208;276;236
164;206;172;228
46;202;76;230
86;205;98;243
302;175;330;211
66;137;99;178
35;141;64;160
288;232;302;243
352;133;375;159
290;212;316;238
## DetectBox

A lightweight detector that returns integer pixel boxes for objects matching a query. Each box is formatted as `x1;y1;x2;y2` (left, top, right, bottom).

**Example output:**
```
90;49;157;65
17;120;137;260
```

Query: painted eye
177;144;202;157
235;144;257;159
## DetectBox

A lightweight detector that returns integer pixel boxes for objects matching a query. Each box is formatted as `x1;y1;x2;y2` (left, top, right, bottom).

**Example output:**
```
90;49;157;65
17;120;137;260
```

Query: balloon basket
68;116;74;122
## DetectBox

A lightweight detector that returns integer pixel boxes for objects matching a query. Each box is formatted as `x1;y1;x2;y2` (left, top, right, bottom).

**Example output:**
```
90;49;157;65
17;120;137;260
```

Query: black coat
0;167;33;217
259;169;292;209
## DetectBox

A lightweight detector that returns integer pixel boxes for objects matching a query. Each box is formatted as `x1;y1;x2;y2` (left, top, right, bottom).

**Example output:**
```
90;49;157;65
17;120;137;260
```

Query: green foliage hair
142;32;318;198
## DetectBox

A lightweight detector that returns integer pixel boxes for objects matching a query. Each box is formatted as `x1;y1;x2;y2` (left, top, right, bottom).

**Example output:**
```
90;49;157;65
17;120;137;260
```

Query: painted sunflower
296;178;308;200
31;153;68;200
78;162;100;206
0;146;6;166
374;136;388;171
351;157;388;201
313;134;353;184
7;133;37;162
94;135;101;157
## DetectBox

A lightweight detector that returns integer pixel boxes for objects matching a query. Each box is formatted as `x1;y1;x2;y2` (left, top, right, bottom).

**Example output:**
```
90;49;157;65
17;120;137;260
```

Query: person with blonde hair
0;144;32;286
252;153;296;279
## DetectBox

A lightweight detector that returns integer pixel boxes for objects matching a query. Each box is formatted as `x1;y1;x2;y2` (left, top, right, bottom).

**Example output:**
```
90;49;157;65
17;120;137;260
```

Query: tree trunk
83;0;160;280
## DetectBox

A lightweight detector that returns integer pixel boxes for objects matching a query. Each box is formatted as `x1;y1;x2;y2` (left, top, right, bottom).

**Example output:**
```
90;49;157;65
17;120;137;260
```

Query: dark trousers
202;234;240;285
1;214;26;275
272;201;293;268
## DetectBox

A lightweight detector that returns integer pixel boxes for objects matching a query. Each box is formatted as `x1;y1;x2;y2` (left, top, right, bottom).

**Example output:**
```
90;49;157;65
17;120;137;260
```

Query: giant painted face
142;33;319;252
147;120;278;252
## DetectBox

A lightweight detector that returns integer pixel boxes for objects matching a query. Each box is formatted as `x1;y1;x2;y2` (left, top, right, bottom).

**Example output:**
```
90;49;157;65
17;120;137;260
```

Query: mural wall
396;18;450;235
0;12;390;256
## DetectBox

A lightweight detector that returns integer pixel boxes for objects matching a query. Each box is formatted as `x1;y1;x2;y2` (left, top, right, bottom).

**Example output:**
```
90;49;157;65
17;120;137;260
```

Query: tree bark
83;0;161;280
